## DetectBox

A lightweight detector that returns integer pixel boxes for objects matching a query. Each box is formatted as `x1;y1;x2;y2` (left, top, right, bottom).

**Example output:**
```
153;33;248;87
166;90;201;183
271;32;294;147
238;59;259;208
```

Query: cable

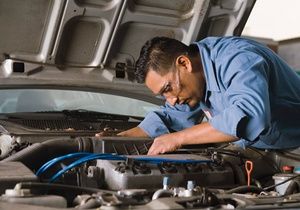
50;154;126;182
263;174;300;191
225;185;263;194
221;171;300;194
15;182;115;194
36;152;92;176
36;153;121;177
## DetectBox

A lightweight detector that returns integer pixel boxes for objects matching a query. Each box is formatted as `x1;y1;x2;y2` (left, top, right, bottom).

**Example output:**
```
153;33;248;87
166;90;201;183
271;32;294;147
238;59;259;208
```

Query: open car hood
4;2;300;210
0;0;255;98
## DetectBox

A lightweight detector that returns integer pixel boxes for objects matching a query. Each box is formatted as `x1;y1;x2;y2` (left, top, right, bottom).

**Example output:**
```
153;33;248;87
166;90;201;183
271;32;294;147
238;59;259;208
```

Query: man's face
145;55;205;107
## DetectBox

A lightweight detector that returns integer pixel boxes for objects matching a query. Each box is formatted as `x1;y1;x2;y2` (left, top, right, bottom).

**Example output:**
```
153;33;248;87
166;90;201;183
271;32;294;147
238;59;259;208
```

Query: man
99;36;300;155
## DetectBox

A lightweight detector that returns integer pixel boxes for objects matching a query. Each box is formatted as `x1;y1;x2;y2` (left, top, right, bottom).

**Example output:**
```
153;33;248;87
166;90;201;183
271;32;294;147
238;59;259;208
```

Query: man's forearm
147;122;238;155
176;122;238;145
117;126;149;137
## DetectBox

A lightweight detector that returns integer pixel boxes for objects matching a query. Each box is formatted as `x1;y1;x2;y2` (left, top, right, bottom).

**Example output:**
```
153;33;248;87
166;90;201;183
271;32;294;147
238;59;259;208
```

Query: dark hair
135;37;188;83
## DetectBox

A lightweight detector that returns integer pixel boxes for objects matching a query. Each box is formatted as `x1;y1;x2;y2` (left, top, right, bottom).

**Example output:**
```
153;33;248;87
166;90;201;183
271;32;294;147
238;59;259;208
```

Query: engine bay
1;112;300;209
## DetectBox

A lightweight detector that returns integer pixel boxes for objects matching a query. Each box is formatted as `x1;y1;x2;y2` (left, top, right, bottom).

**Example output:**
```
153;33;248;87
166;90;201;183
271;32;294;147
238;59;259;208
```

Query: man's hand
95;126;148;138
147;122;238;155
95;130;118;137
95;127;119;137
147;132;183;155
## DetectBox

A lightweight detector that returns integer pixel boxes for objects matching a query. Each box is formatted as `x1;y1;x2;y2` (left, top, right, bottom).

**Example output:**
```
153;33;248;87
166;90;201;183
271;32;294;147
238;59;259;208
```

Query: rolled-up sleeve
209;105;246;137
209;51;271;141
138;110;170;138
139;103;203;138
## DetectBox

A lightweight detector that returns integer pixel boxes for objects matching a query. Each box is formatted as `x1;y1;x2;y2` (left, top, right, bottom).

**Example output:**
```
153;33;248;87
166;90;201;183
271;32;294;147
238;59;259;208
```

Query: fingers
147;135;182;155
95;130;118;137
147;145;159;155
147;139;167;155
116;131;125;136
147;139;157;155
95;132;105;137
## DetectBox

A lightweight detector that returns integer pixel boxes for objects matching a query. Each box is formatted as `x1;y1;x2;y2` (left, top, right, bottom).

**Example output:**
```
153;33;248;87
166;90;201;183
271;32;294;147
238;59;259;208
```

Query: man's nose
165;95;178;106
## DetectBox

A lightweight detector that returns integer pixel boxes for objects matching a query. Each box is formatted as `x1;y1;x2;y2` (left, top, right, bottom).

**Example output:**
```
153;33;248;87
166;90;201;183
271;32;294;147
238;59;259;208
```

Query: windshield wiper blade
61;109;130;121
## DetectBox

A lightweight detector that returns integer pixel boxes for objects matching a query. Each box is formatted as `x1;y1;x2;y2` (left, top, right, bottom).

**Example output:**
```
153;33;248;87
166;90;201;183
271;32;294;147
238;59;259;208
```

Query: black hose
284;180;300;196
225;185;263;194
16;182;114;195
0;138;93;170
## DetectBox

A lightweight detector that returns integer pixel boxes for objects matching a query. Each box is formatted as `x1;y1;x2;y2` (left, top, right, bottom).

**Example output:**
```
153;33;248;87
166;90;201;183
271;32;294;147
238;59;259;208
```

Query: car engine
1;113;300;209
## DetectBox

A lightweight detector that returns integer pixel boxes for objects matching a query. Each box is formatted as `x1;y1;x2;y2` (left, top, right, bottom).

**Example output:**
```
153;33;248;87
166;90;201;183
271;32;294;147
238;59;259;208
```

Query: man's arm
117;126;149;137
95;126;149;138
147;122;238;155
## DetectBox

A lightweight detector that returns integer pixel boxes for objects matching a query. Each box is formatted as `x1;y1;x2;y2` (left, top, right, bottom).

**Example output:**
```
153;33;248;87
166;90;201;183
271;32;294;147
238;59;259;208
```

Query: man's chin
187;100;197;108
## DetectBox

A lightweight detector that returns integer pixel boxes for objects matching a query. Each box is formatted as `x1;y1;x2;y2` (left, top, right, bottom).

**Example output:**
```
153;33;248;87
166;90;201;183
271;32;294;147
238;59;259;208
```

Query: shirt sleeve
209;51;271;141
138;103;204;138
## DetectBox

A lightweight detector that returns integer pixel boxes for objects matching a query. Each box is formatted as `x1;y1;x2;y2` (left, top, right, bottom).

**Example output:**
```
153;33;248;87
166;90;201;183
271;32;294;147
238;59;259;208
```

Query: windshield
0;89;159;117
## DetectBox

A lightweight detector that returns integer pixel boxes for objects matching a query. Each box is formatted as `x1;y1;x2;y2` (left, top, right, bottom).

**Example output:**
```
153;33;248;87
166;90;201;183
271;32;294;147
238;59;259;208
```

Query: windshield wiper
61;109;130;121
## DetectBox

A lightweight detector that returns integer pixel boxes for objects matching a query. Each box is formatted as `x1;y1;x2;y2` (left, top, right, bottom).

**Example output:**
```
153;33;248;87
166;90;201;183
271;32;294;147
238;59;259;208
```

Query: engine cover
96;154;236;190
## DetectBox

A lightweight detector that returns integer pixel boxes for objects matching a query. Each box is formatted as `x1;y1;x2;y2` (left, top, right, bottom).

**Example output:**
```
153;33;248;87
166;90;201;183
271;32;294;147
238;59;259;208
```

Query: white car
1;0;300;209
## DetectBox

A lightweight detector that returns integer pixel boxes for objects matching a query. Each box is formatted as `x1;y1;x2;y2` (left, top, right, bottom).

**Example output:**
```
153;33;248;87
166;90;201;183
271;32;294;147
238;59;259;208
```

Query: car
1;0;300;209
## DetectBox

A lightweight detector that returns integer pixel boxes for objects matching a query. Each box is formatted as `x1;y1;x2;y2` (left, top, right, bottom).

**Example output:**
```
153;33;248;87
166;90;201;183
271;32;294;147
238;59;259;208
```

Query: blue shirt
139;36;300;149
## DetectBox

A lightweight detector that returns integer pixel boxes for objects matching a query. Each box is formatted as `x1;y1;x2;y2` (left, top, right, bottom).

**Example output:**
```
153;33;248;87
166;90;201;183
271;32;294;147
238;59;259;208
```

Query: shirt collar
195;42;220;102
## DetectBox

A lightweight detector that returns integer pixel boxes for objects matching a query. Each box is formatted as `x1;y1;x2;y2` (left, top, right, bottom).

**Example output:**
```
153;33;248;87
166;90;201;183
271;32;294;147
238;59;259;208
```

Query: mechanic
98;36;300;155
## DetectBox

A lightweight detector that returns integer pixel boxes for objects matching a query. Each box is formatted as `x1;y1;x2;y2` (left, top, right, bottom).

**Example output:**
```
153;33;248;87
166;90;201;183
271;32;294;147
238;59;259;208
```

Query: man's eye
162;84;172;94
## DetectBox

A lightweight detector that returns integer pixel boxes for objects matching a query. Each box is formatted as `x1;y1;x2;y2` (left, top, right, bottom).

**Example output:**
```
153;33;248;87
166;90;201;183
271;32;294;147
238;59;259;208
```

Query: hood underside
0;0;255;97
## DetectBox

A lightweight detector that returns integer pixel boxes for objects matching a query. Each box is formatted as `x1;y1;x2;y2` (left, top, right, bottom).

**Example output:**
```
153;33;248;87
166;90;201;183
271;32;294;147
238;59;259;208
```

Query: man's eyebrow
157;82;169;96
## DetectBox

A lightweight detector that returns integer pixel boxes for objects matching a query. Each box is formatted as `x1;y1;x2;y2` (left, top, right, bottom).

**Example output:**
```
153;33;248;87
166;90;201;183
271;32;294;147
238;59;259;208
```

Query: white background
242;0;300;41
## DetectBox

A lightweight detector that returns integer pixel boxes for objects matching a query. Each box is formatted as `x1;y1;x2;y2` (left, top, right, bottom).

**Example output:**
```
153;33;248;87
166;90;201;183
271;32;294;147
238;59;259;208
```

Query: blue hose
49;153;126;182
36;152;92;176
37;152;212;183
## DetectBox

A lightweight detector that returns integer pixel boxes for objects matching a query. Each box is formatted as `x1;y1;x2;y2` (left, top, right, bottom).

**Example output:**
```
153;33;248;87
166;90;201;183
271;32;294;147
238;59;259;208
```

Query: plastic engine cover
96;154;236;190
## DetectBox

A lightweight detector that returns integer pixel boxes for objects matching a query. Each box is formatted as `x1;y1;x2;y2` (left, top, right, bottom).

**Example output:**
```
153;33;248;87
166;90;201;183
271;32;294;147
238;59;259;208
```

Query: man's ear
175;55;193;73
